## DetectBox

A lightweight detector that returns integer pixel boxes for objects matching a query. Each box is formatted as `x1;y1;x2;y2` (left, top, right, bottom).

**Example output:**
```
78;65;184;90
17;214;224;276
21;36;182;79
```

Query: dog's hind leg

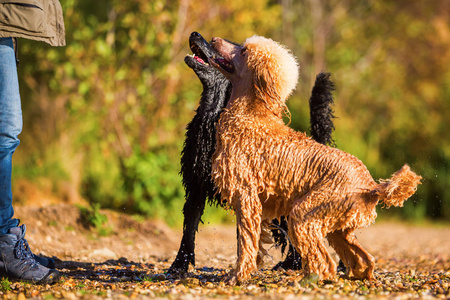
227;189;262;284
288;193;337;280
272;71;337;272
327;229;375;280
169;189;206;273
256;219;272;269
272;217;302;270
288;219;337;280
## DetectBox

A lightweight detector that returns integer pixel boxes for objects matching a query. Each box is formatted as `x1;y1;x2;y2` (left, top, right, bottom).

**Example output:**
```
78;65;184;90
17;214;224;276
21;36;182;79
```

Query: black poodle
169;32;231;273
169;32;337;273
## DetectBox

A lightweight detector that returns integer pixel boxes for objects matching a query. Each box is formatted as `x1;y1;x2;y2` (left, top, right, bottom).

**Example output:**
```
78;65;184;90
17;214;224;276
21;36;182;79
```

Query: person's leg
0;37;22;234
0;37;58;283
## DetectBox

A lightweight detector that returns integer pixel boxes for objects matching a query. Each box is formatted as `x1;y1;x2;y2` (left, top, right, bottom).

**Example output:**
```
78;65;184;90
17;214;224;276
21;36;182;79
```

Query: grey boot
7;225;56;269
0;225;59;284
33;254;55;269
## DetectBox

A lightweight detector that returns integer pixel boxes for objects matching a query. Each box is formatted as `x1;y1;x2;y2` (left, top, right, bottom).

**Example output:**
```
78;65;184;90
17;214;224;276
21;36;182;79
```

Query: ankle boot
0;225;59;284
6;225;56;269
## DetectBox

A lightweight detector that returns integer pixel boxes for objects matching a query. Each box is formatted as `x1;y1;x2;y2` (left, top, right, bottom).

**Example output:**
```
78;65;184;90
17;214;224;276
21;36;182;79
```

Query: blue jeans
0;37;22;234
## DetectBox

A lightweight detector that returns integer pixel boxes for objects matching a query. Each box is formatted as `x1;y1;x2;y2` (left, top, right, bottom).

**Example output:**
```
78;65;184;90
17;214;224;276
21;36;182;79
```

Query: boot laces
14;238;39;268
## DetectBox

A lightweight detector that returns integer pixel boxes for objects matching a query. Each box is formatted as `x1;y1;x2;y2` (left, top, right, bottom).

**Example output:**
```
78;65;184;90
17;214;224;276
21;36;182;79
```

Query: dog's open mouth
187;41;209;65
211;55;235;73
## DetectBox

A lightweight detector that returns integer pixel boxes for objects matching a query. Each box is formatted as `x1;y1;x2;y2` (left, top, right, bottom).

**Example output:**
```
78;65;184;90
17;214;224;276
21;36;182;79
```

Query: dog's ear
253;67;285;118
245;35;297;118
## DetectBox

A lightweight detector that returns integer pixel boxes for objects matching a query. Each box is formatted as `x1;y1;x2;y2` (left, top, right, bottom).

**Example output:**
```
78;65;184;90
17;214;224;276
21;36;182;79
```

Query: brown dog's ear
253;67;286;118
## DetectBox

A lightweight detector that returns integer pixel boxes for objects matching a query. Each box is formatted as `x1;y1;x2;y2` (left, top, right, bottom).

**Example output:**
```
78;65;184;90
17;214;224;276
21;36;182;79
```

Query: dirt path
3;204;449;299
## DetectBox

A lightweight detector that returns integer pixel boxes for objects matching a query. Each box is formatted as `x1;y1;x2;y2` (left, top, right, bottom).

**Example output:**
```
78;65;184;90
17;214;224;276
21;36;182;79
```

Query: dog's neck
226;89;286;121
226;77;253;109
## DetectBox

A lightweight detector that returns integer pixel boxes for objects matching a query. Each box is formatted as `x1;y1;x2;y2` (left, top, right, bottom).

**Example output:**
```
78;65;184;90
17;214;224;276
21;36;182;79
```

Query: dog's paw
224;274;238;285
272;257;302;271
166;270;188;279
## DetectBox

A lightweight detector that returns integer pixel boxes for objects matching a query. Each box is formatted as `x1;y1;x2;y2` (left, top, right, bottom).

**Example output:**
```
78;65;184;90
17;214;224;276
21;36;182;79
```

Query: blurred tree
284;0;450;220
14;0;281;224
12;0;450;221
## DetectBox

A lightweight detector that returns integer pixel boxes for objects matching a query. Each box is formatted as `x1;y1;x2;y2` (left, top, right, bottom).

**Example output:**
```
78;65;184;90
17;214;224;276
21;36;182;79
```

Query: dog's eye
240;47;247;55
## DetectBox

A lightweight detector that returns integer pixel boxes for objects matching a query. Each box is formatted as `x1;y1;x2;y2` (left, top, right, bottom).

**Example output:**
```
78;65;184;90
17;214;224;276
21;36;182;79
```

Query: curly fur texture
245;36;298;118
168;32;231;273
272;71;337;271
169;33;340;274
309;72;336;147
170;32;301;273
210;35;422;284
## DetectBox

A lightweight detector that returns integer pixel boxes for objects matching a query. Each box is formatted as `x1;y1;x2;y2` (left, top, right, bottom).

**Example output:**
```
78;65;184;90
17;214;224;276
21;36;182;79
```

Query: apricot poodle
209;35;421;284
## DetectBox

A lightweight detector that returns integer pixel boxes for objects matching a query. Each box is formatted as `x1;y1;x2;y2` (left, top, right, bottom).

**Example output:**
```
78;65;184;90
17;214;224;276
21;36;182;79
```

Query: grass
78;203;114;236
48;220;58;227
75;283;86;289
131;214;145;223
142;276;155;282
79;203;108;229
0;277;11;292
65;225;75;231
97;226;114;237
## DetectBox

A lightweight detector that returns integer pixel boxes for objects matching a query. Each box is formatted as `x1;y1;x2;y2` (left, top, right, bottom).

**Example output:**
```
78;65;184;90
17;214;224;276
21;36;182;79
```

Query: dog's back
214;109;376;215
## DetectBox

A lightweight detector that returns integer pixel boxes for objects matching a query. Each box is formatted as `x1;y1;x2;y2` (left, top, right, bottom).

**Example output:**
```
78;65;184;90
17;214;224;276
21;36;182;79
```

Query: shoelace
14;238;39;268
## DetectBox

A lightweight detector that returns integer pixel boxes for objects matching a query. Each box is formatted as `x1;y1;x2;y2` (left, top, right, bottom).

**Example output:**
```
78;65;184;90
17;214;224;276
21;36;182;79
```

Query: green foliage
0;277;11;292
13;0;282;224
79;203;113;236
11;0;450;222
286;0;450;221
120;148;185;225
79;203;108;229
142;276;154;282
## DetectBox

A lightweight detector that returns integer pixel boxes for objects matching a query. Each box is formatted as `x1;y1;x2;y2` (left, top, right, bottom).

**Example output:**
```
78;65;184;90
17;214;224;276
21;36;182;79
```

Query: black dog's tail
309;72;336;147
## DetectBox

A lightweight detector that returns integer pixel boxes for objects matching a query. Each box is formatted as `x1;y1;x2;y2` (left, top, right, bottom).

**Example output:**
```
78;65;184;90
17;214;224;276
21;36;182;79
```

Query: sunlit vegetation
13;0;450;224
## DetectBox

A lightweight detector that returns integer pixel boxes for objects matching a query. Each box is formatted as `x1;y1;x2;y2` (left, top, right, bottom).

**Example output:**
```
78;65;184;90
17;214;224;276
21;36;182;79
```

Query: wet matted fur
169;32;339;274
168;32;231;273
209;35;422;284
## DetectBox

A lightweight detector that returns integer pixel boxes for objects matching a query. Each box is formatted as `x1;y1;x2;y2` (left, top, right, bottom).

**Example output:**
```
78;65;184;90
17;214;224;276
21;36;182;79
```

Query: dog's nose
211;37;219;43
192;31;200;37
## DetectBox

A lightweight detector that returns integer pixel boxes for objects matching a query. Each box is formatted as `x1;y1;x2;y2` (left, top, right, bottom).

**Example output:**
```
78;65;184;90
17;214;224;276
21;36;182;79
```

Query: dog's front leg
226;189;262;285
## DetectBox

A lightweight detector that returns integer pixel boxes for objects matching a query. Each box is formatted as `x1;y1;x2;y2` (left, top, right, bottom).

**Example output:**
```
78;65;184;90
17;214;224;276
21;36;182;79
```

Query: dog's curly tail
375;165;422;208
309;72;336;147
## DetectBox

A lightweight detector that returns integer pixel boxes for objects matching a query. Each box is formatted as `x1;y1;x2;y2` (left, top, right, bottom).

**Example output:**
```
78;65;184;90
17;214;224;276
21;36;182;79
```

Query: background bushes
13;0;450;224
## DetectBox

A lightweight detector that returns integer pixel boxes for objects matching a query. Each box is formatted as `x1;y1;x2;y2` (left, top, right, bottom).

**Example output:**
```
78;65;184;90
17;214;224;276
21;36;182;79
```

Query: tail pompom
376;165;422;208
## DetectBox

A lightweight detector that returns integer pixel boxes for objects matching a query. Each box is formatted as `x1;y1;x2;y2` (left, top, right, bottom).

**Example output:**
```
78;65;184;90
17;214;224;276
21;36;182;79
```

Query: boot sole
0;268;60;285
37;269;60;285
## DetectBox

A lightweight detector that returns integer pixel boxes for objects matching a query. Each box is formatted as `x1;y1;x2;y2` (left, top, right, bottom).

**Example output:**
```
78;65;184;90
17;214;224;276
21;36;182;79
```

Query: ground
2;204;449;299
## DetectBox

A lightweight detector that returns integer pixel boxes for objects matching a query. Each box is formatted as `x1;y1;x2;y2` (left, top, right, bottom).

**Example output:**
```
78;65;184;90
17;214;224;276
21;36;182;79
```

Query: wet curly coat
209;35;422;284
169;32;339;274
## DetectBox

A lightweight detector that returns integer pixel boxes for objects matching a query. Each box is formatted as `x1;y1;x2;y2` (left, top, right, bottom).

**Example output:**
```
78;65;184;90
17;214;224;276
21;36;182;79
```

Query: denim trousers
0;37;22;234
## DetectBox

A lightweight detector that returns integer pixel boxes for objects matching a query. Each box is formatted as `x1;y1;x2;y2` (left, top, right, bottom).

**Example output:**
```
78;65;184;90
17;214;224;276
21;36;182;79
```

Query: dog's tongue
194;55;205;64
217;58;233;69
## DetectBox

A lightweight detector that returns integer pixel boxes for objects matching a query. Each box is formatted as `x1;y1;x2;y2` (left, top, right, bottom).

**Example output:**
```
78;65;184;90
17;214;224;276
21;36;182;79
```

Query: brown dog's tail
375;165;422;208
